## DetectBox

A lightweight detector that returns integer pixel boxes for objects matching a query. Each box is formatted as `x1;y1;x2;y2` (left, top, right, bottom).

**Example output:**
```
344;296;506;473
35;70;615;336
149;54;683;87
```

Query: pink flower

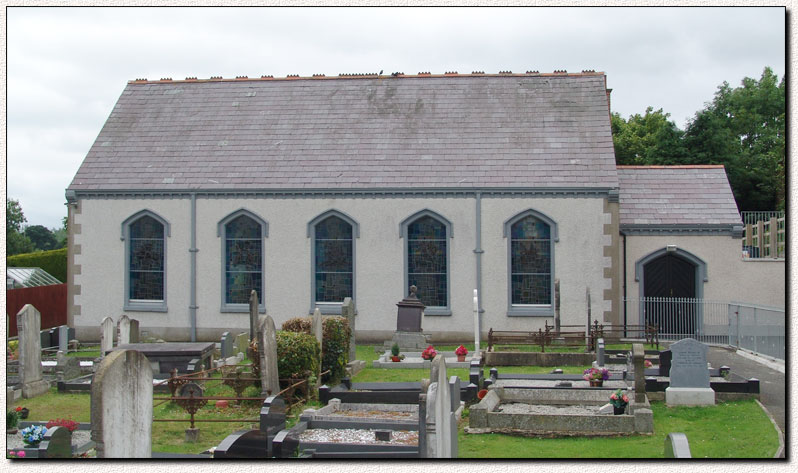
610;393;617;400
622;395;629;402
17;451;25;458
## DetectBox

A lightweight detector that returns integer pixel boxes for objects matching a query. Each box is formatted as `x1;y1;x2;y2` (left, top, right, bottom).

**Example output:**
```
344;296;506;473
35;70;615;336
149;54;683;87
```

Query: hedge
281;316;351;383
275;331;319;380
7;248;68;283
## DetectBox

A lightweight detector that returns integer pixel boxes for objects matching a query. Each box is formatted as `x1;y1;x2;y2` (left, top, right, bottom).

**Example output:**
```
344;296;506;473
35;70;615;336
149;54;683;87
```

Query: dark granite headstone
669;338;710;388
38;425;72;459
659;349;672;377
259;395;287;434
396;285;425;332
214;430;270;459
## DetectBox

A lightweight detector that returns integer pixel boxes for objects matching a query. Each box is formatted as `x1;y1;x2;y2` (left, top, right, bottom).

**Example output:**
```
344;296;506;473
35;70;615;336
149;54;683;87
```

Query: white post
473;289;480;353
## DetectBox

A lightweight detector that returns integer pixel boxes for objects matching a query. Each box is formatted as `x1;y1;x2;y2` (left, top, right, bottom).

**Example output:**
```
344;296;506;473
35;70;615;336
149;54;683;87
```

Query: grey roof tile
617;166;741;227
69;74;618;191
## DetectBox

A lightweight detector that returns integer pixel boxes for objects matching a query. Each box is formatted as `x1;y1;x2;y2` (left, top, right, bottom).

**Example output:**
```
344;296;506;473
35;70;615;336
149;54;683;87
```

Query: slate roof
68;72;618;192
617;166;742;226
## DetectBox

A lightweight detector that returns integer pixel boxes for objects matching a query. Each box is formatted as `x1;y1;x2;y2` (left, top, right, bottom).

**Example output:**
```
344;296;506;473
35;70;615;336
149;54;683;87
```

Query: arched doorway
636;248;707;338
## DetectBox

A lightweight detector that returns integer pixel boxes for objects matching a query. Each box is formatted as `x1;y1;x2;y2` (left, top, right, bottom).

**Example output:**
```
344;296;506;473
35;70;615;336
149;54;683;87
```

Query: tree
684;67;785;210
611;107;689;166
6;198;35;256
24;225;59;251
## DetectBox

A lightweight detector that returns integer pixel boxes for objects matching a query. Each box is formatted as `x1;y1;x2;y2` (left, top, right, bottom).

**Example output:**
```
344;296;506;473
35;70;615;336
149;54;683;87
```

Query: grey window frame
307;209;360;315
218;209;269;313
399;209;453;316
503;209;558;317
121;209;170;313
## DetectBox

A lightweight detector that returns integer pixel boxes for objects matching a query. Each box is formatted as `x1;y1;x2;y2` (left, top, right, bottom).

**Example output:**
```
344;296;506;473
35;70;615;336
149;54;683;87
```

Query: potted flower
455;345;468;362
7;409;19;434
421;345;437;361
390;343;405;362
583;367;610;387
20;425;47;448
645;359;653;369
609;388;629;415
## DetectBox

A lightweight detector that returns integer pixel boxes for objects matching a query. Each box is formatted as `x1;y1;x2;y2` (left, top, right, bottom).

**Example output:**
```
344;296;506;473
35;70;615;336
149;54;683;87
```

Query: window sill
423;308;452;316
124;301;168;313
221;305;266;314
507;306;553;317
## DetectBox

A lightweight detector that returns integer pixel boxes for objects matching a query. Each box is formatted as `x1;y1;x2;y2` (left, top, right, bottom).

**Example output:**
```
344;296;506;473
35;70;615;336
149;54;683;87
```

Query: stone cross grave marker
249;290;259;342
117;315;132;345
100;316;115;355
342;297;356;362
91;349;153;458
257;315;281;396
666;338;714;406
220;331;233;359
37;425;72;459
17;304;50;398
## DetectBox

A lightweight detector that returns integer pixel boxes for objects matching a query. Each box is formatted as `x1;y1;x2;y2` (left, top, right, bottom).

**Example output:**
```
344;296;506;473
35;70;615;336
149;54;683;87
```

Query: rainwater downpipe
622;232;627;337
189;193;198;342
474;191;484;341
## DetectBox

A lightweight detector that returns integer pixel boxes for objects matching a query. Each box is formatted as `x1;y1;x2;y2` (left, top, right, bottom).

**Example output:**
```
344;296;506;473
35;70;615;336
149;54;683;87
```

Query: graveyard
5;298;783;459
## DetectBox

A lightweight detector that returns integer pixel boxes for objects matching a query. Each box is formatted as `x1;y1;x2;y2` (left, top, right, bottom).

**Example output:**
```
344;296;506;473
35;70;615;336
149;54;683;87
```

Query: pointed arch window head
400;210;452;314
504;209;557;317
218;209;267;313
123;210;169;312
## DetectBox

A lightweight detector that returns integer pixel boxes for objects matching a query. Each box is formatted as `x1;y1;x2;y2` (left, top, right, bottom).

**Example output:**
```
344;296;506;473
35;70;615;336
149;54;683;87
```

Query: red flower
15;407;22;412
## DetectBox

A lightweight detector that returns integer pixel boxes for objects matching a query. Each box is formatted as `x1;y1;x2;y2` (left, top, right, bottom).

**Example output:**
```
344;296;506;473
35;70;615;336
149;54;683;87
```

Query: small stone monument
312;308;323;387
91;349;153;458
665;432;692;458
117;315;132;345
596;338;606;367
424;355;456;458
249;290;259;342
17;304;50;398
62;356;82;381
129;318;140;343
632;343;647;405
38;425;72;459
342;297;356;362
384;285;430;351
234;332;249;357
257;315;281;396
100;316;115;355
58;325;70;352
666;338;714;406
220;332;233;359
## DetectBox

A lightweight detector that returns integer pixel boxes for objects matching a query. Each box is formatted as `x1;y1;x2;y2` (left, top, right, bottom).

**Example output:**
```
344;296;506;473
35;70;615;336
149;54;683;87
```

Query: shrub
7;410;19;430
7;248;67;283
275;331;319;380
281;316;351;383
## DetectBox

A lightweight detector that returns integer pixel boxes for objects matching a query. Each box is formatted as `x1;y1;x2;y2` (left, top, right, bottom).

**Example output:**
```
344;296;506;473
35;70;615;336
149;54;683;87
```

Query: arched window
122;210;170;312
504;209;558;316
400;209;452;315
308;210;358;314
218;210;267;312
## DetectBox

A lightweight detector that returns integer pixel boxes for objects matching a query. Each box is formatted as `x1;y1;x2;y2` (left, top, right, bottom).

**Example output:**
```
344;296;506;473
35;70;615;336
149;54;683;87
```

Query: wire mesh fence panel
729;303;785;361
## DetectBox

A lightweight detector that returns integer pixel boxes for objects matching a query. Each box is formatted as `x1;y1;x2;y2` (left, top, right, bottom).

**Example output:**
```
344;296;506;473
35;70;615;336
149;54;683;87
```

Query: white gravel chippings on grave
297;428;418;445
6;430;92;451
496;403;603;416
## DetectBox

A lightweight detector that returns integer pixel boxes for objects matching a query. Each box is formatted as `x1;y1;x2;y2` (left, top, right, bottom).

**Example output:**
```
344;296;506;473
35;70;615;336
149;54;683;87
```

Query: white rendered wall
72;195;611;342
625;234;785;309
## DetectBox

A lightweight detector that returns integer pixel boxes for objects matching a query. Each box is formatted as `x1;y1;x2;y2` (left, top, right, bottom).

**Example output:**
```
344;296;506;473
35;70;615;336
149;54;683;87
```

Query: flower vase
457;355;466;362
613;405;626;415
391;356;401;362
589;379;603;387
18;408;29;420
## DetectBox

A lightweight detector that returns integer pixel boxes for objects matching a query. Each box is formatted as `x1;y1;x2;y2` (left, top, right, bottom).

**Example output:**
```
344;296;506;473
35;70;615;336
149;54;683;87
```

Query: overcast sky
5;6;787;229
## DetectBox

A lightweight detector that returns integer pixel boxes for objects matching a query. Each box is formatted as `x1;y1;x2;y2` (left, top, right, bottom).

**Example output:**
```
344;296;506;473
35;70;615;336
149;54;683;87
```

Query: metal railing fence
728;302;785;360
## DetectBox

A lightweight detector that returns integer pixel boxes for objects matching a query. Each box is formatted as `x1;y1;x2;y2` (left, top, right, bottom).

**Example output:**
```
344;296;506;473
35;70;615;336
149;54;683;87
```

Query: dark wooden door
643;254;697;336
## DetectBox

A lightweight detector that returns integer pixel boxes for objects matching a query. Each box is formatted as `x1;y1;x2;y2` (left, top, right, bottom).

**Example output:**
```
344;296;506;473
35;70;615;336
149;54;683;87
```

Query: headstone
249;290;259;342
220;332;233;359
58;325;70;352
234;332;249;357
91;349;153;458
257;315;280;396
596;338;605;367
659;349;672;377
37;425;72;459
665;432;692;458
311;308;323;387
632;343;647;404
129;318;140;343
62;356;82;381
100;317;115;355
666;338;715;406
396;285;425;332
40;329;53;351
342;297;356;362
425;355;455;458
449;375;461;414
117;315;132;346
17;304;50;398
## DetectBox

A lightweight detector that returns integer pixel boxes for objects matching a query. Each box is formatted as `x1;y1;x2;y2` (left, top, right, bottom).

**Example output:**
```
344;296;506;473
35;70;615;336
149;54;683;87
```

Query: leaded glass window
510;215;552;305
314;216;353;303
407;216;447;307
225;215;263;304
129;215;164;301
